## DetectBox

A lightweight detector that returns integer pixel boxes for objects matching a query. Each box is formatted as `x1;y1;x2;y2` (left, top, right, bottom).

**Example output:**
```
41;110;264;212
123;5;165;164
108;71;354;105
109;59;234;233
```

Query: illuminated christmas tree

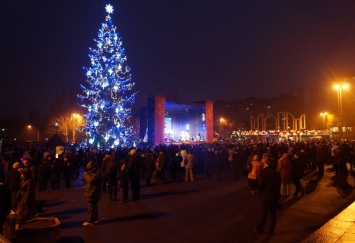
78;4;136;148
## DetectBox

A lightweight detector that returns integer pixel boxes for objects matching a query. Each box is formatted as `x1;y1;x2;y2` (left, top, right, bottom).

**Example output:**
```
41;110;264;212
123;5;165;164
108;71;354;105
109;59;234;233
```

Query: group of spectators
1;139;355;229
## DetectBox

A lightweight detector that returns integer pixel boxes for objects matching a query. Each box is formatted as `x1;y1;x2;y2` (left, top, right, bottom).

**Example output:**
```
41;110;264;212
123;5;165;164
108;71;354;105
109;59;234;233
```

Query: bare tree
48;113;86;143
70;114;86;143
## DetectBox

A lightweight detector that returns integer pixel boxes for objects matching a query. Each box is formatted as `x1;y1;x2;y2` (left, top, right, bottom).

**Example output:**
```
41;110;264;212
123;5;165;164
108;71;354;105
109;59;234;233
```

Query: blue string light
78;4;137;148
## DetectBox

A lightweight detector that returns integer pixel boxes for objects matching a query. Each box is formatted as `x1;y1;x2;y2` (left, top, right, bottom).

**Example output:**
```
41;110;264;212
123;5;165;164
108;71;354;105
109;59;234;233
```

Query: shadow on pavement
329;174;354;197
99;212;168;224
60;236;84;243
61;220;87;229
39;199;69;208
60;212;168;228
303;172;322;194
41;207;87;218
142;189;197;200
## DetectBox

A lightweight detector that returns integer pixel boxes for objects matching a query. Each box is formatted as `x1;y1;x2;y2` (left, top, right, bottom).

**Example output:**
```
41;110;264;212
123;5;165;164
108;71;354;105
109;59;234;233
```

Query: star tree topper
105;4;114;14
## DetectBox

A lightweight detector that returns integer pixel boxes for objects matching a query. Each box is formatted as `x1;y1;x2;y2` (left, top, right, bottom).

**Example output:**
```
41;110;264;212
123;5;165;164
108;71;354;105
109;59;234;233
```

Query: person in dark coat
101;152;112;193
51;158;62;190
37;158;48;192
15;169;36;231
22;159;37;217
204;147;214;179
72;151;82;179
43;154;54;190
172;151;183;182
63;156;73;189
292;153;306;197
142;150;155;186
233;148;243;181
118;162;129;202
127;149;141;201
339;142;351;175
0;182;11;234
254;158;281;236
83;161;102;226
156;149;166;183
5;162;21;211
23;159;37;188
213;148;222;181
106;158;119;201
316;143;329;177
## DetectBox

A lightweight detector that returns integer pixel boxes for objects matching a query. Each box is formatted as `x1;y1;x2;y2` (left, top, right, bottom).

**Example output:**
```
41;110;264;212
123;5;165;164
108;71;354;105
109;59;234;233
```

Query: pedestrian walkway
303;201;355;242
256;164;355;243
4;164;355;243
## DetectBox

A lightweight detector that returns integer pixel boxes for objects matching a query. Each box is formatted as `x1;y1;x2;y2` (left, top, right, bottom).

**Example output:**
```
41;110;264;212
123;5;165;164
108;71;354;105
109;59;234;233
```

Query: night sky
1;0;355;117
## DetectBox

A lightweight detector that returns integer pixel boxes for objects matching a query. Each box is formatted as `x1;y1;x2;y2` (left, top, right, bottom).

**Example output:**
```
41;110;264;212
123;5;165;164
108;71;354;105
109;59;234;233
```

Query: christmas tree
78;4;136;148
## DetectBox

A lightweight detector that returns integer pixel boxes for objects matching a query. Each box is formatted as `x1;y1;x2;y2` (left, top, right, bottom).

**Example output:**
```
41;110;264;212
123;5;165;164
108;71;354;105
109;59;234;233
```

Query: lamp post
320;112;328;130
333;83;349;132
220;118;225;133
71;113;81;143
27;125;40;142
55;121;59;134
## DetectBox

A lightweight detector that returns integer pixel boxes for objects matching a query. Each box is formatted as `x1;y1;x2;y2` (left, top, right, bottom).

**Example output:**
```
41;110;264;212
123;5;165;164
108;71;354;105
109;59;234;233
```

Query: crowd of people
1;139;355;230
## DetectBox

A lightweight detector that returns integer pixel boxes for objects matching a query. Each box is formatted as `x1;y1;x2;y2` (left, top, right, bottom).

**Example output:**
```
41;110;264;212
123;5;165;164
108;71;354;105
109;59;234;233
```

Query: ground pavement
31;164;355;243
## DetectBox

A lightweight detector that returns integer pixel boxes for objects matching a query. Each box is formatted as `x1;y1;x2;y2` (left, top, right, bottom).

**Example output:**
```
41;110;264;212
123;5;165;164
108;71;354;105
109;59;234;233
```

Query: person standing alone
83;161;102;226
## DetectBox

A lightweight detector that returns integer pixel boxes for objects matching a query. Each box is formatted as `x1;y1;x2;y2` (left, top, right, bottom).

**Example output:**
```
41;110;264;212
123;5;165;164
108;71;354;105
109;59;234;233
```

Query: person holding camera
83;161;102;227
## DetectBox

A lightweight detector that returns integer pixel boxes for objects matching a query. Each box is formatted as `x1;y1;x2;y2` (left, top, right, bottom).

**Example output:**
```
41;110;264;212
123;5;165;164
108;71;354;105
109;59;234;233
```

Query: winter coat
248;160;262;180
84;168;102;202
51;160;62;181
257;165;281;202
106;160;119;180
186;153;195;169
101;155;111;178
16;177;36;224
63;159;73;179
0;184;11;226
118;169;129;189
156;152;167;170
277;157;293;184
37;162;47;182
292;157;306;179
127;153;141;177
5;169;21;192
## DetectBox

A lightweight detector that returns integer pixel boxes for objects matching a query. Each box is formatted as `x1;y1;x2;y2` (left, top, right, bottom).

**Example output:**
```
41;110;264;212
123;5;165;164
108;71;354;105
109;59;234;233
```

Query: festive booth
45;133;66;158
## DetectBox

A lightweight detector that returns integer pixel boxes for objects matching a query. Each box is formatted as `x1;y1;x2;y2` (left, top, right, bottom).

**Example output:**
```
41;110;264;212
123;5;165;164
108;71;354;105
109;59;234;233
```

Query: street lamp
320;112;328;130
71;113;82;143
27;125;40;142
55;121;59;134
220;117;225;132
333;83;349;131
